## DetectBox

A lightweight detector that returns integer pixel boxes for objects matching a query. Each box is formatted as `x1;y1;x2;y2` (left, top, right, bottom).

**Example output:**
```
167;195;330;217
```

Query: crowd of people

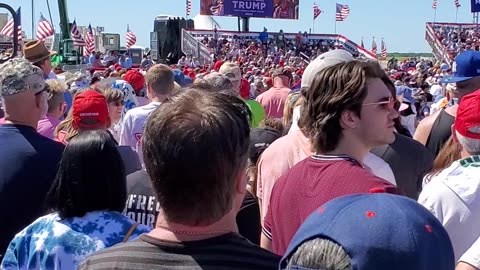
433;23;480;59
1;31;480;270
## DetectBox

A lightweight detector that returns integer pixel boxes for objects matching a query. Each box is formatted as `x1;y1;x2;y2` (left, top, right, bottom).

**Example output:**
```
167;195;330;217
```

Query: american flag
0;7;22;43
432;0;438;9
372;39;377;55
70;20;86;46
381;39;387;59
335;3;350;21
186;0;191;16
36;14;54;40
313;3;321;20
84;24;95;56
126;25;136;48
454;0;461;8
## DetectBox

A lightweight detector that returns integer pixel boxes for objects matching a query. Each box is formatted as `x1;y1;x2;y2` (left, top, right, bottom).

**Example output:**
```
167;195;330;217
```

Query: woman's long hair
46;130;126;219
424;136;461;184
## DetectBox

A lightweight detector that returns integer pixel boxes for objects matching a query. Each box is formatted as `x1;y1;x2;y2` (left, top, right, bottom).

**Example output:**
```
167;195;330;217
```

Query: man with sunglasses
0;58;65;255
261;59;400;255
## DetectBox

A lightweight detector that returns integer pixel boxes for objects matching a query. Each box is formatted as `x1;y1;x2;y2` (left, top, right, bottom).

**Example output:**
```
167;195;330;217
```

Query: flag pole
335;20;337;34
31;0;34;39
456;7;459;23
313;16;315;34
434;7;437;23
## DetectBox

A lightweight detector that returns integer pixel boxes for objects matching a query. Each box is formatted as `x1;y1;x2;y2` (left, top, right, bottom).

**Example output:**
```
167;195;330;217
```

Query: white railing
425;23;451;62
181;29;213;65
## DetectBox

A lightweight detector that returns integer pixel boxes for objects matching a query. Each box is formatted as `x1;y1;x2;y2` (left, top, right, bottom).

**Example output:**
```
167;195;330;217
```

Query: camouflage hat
0;58;45;97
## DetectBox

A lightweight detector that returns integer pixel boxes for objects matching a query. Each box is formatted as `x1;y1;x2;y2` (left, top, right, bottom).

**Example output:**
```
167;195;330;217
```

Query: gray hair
456;126;480;155
286;238;352;270
204;72;236;95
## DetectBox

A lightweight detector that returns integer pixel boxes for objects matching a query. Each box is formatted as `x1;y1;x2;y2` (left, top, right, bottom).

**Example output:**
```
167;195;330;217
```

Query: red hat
264;77;273;89
72;90;109;130
123;70;145;93
455;90;480;139
240;78;250;99
214;60;224;72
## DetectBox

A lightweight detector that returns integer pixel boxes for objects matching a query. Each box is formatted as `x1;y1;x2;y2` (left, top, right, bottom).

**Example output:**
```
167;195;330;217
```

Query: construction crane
55;0;83;65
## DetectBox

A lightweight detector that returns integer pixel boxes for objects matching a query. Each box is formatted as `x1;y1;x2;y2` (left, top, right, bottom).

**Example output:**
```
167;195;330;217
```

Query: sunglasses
363;97;395;110
35;87;50;96
113;100;125;106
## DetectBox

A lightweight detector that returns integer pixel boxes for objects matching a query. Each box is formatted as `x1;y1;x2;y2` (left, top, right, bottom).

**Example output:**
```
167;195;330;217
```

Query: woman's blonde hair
282;92;302;127
102;87;124;104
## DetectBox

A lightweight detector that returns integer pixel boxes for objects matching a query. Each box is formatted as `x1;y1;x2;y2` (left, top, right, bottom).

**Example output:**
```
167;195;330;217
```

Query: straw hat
23;40;57;64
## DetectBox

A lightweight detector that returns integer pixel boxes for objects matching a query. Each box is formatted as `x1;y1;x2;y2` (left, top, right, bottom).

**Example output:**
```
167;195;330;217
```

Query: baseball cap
396;85;415;104
455;89;480;139
0;58;45;97
440;50;480;83
249;127;281;164
123;69;145;92
301;49;354;88
219;62;242;82
280;193;454;270
72;90;109;130
173;69;188;86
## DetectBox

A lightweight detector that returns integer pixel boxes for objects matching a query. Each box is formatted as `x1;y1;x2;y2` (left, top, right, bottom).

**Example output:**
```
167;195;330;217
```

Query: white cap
219;62;242;82
301;50;354;88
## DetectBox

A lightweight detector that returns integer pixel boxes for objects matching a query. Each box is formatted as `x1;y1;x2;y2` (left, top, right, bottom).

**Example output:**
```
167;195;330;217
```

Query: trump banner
200;0;300;20
472;0;480;12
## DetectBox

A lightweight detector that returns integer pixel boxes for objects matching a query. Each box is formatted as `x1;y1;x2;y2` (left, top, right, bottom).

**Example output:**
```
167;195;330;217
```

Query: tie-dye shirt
1;211;151;270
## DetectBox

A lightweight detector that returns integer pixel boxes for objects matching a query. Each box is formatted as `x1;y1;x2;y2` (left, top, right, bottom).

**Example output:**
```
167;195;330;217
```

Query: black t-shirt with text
125;170;262;245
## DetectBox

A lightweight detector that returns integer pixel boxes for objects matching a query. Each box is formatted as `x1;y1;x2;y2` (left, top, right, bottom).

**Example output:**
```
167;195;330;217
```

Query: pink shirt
255;86;291;119
37;116;61;139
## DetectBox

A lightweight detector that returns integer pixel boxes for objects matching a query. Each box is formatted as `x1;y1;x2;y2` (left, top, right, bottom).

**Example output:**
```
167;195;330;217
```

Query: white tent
193;14;221;30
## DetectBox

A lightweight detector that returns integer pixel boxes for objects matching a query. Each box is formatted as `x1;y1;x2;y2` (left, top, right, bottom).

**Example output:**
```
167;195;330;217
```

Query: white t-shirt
418;156;480;262
430;84;443;97
460;236;480;269
119;102;161;166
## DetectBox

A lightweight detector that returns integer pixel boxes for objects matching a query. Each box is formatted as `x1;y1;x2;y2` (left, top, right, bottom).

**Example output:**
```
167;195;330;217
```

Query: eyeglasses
35;87;50;96
363;97;395;110
114;100;125;106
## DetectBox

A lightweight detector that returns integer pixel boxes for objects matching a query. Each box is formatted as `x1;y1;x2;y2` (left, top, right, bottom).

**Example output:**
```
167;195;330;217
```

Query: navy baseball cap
396;85;415;104
279;194;454;270
173;69;188;86
440;50;480;84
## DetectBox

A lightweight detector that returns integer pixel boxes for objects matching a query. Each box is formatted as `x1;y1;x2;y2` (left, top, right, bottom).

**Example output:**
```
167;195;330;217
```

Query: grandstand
426;22;479;64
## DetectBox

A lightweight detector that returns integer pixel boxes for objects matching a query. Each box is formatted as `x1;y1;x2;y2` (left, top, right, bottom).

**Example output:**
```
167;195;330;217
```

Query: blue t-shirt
0;124;65;255
1;211;151;269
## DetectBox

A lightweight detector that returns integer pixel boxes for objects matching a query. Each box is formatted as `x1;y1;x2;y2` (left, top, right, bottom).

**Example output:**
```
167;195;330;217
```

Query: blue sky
1;0;475;52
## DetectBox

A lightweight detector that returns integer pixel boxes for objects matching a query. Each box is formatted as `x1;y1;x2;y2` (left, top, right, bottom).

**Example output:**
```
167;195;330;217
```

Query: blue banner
200;0;299;20
472;0;480;12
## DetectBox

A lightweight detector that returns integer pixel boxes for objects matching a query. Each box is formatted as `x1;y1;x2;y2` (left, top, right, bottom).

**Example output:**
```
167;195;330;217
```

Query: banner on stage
200;0;300;20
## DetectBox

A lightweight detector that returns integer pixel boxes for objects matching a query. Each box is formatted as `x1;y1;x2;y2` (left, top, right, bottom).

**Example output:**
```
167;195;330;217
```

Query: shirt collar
311;154;364;168
460;155;480;168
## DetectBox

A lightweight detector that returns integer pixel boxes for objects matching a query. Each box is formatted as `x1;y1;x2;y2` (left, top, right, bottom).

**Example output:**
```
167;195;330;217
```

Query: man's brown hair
144;64;174;95
45;80;66;114
142;89;251;226
299;60;385;153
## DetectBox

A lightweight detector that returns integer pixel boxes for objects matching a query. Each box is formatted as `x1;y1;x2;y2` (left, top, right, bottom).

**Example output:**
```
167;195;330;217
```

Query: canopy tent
193;14;221;30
